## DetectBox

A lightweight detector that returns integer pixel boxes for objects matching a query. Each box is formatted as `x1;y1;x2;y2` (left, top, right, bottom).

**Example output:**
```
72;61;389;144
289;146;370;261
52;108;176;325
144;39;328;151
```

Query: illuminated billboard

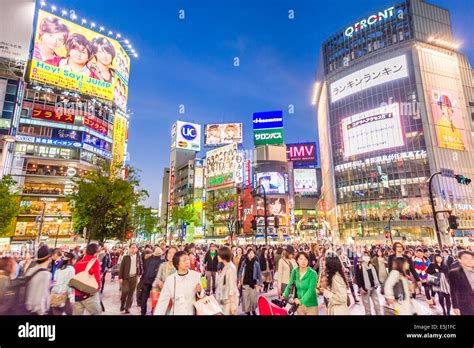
111;113;127;173
286;142;317;165
330;55;409;103
293;168;318;193
341;103;404;158
206;143;243;189
204;123;242;146
255;196;289;227
430;89;467;151
29;10;130;109
173;121;201;152
255;172;287;194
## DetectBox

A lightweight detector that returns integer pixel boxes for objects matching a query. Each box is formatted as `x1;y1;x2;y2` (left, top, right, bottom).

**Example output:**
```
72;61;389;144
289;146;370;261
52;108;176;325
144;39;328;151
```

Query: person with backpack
24;245;53;315
50;252;76;315
73;243;102;315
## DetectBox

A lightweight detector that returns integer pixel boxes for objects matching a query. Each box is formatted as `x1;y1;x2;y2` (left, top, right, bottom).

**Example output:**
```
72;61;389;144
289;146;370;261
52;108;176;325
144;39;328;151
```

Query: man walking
355;251;381;315
204;243;219;295
119;243;143;314
449;250;474;315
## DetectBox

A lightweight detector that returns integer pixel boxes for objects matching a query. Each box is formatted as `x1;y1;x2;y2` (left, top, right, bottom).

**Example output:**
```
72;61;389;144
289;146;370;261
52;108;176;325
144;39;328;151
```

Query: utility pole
165;201;171;246
253;185;268;245
428;171;444;250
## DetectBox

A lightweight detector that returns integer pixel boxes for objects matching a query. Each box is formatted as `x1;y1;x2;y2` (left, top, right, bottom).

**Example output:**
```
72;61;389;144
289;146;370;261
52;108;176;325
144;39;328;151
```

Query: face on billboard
205;123;242;145
256;172;286;194
286;142;317;164
293;168;318;193
30;10;130;110
430;89;467;151
342;103;404;158
255;197;289;226
175;121;201;151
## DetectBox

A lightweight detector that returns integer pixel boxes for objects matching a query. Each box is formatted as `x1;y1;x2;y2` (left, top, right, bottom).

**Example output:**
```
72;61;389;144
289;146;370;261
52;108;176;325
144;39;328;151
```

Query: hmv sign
286;142;317;165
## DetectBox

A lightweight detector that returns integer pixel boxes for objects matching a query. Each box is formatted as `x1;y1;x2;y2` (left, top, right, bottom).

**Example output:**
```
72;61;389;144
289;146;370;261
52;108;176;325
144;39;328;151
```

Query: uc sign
181;124;197;140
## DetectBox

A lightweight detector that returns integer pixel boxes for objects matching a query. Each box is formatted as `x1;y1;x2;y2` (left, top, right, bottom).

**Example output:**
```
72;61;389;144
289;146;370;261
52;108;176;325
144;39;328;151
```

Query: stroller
257;296;297;315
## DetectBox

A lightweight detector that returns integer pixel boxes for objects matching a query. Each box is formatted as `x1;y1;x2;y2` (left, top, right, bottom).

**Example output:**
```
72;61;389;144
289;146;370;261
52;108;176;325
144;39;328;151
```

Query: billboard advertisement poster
84;115;108;136
330;55;409;103
29;10;130;109
52;129;82;141
0;0;36;62
242;188;254;234
255;172;287;194
253;110;283;130
32;107;75;124
207;173;234;190
111;113;127;173
174;121;201;152
205;143;242;188
254;128;284;146
430;89;467;151
82;133;109;150
255;196;289;227
204;123;243;146
15;135;82;148
341;103;404;158
293;168;318;193
286;142;317;164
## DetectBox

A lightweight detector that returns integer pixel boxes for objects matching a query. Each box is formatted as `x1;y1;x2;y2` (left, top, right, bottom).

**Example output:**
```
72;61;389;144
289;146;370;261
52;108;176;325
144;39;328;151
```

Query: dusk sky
53;0;474;207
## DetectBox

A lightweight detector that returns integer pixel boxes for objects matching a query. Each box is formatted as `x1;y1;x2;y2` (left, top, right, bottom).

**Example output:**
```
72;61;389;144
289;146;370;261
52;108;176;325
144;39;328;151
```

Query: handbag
68;259;99;295
427;273;440;287
151;288;160;311
194;295;223;315
286;269;297;303
50;293;68;307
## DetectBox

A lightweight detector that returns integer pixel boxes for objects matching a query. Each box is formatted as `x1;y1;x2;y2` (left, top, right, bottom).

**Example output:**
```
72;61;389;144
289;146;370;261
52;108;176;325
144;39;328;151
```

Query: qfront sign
174;121;201;152
344;6;395;38
254;128;284;146
286;142;317;165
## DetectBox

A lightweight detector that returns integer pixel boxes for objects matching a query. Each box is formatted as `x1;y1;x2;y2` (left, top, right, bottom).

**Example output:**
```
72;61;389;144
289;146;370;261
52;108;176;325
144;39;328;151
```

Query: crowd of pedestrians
0;241;472;316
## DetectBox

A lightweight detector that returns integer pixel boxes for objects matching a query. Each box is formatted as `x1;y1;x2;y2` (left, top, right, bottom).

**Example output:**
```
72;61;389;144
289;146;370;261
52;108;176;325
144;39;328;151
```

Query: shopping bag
194;295;223;315
151;289;160;311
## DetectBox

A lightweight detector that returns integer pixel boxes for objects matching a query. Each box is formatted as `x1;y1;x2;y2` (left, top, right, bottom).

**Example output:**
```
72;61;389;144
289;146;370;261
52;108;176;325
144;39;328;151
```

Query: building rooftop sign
344;6;395;38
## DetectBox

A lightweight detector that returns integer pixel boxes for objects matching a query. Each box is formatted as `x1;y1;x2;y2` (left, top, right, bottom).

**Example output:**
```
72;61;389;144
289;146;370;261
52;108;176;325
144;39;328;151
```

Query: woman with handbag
384;258;418;315
154;251;203;315
427;254;451;315
283;252;318;315
152;247;177;314
259;248;274;293
237;247;263;315
277;246;297;296
51;252;76;315
323;254;350;315
215;247;239;315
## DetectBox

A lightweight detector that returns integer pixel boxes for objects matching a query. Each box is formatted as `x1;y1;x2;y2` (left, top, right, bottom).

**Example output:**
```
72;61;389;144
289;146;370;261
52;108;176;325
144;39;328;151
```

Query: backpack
0;268;49;315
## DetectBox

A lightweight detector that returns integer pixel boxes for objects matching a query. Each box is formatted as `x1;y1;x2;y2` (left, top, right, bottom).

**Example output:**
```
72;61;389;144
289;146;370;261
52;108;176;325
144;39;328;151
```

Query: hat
37;245;52;262
285;245;295;254
153;247;163;257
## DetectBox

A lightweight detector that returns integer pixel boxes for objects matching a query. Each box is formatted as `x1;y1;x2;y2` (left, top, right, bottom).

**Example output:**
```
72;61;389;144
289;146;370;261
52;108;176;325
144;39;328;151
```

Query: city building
315;0;474;246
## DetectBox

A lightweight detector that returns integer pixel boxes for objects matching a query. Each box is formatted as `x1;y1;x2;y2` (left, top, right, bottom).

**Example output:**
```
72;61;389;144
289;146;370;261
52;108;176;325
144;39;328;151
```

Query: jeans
74;293;102;315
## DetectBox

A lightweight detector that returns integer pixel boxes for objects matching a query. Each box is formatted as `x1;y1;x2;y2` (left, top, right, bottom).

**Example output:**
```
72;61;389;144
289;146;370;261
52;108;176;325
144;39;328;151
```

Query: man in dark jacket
204;243;219;295
100;247;112;293
387;242;421;285
119;243;143;314
139;247;163;315
448;250;474;315
443;250;455;269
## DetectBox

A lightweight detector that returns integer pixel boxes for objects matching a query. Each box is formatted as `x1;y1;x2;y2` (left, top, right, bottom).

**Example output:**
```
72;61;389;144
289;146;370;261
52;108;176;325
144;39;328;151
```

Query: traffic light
125;232;133;240
448;215;459;230
274;216;279;228
384;232;390;239
454;174;471;185
251;219;257;231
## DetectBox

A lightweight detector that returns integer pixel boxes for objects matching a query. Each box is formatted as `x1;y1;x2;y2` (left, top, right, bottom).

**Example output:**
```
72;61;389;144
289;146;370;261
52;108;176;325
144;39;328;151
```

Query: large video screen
293;168;318;193
430;89;467;151
341;103;404;158
204;123;243;146
29;10;130;110
255;172;287;194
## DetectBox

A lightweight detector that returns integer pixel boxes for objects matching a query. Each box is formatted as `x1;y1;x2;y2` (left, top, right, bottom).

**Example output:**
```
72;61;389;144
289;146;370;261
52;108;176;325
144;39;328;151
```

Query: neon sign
344;6;395;38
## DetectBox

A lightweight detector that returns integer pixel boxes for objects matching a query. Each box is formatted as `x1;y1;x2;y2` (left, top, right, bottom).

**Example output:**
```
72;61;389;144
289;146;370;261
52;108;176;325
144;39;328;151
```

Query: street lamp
54;213;63;248
252;185;268;245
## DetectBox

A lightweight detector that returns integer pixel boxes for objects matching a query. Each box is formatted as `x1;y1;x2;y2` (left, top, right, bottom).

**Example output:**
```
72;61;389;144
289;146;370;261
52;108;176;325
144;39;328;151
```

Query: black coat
448;267;474;315
387;254;420;282
204;251;219;272
259;255;274;272
142;256;163;285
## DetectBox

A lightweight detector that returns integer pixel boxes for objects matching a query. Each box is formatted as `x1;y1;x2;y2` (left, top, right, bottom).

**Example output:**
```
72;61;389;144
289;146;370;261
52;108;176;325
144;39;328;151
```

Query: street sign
440;168;454;177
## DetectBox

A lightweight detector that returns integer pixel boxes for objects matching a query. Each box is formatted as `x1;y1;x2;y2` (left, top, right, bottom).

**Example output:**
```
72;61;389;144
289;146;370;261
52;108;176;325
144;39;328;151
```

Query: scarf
413;256;429;281
362;263;380;290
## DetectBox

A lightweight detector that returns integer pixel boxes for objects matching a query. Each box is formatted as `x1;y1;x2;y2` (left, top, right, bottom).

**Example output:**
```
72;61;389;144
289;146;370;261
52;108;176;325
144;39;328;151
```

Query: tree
132;205;160;242
204;191;239;245
170;205;199;243
0;176;19;237
66;166;148;243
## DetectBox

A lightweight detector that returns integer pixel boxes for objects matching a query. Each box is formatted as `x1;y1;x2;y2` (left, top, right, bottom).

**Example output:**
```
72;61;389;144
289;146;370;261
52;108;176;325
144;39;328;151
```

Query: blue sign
181;124;198;140
195;159;204;167
16;135;82;148
253;111;283;130
82;133;109;150
52;129;82;141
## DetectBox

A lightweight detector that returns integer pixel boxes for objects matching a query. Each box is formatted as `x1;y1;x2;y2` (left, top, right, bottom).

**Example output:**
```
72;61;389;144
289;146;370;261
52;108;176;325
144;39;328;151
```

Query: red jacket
74;255;101;297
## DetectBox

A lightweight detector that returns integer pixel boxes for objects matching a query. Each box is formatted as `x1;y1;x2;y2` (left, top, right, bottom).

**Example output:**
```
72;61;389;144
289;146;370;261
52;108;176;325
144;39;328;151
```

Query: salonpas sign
254;128;284;145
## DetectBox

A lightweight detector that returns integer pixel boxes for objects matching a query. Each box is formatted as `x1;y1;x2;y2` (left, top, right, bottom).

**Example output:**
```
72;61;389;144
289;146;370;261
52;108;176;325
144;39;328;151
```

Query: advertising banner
111;113;127;173
243;188;254;234
29;10;130;109
206;143;243;189
204;123;242;146
0;0;36;62
207;173;234;190
286;142;317;164
254;128;284;145
82;133;109;150
293;168;318;193
15;135;82;148
52;129;82;141
255;196;289;227
430;89;467;151
253;111;283;130
341;103;404;158
174;121;201;152
32;107;75;124
255;172;287;194
84;115;108;136
330;55;409;103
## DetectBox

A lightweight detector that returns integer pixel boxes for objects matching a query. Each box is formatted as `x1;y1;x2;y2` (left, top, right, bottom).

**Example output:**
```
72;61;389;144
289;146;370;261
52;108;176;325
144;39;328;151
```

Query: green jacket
283;267;318;308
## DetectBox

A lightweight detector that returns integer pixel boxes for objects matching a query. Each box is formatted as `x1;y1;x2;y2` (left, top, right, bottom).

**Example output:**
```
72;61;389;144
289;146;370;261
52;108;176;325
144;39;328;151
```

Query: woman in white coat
154;251;204;315
384;257;418;315
323;255;350;315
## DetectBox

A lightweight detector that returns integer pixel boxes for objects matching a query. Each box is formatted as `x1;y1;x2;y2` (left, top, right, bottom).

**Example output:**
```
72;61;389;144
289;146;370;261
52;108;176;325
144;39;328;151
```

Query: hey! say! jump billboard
29;10;130;110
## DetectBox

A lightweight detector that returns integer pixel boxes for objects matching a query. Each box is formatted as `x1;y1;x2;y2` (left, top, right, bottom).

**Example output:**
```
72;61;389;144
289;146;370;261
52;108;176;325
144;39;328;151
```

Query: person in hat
277;245;298;296
24;245;53;315
139;246;164;315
